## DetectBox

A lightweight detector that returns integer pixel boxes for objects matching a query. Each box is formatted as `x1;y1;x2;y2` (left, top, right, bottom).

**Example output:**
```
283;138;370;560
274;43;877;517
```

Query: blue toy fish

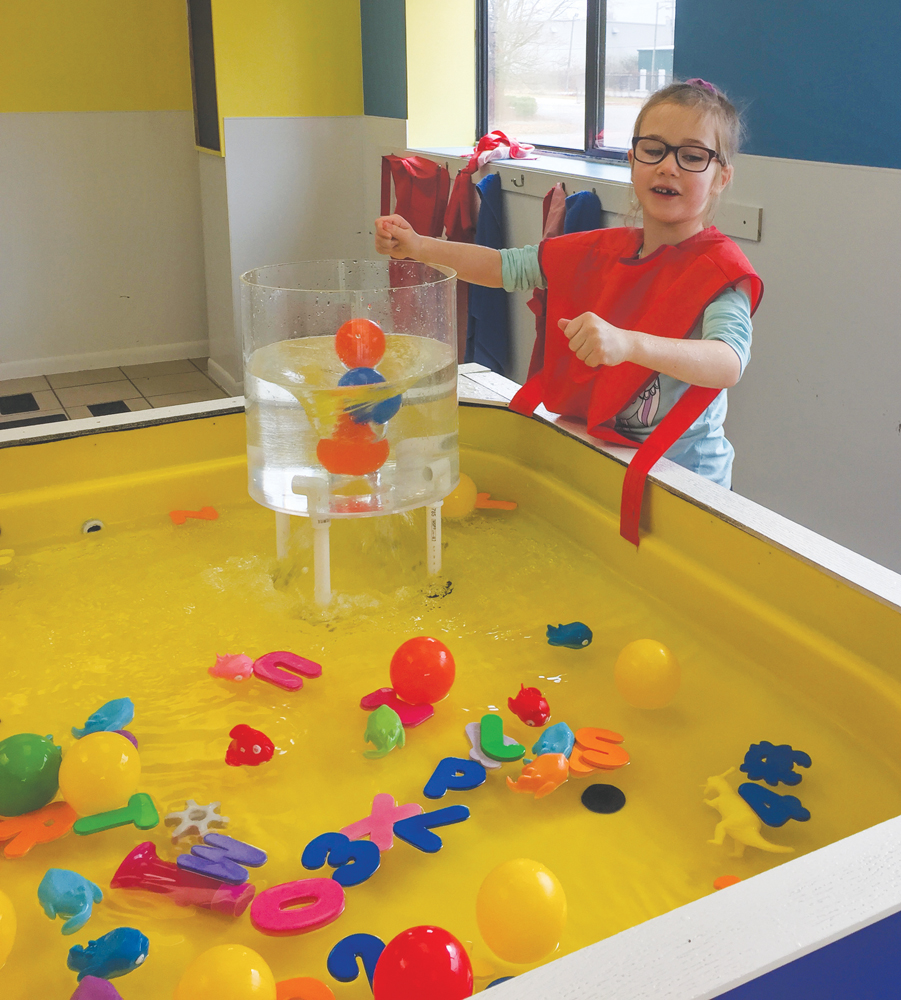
38;868;103;935
67;927;149;982
71;698;134;739
532;721;576;758
546;622;593;649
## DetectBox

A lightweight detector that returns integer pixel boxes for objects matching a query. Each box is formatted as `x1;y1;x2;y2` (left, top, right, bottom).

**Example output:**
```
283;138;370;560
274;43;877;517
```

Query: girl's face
628;102;733;234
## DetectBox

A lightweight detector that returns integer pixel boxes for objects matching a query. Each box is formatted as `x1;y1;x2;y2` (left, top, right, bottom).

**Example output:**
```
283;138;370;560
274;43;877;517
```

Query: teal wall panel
361;0;407;119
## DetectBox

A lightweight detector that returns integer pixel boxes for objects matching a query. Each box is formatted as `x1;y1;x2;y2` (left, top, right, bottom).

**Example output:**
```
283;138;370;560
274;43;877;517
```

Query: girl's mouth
650;186;679;197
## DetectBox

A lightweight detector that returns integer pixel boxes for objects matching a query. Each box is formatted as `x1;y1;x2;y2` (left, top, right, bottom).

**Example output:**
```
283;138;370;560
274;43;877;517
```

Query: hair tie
685;77;718;94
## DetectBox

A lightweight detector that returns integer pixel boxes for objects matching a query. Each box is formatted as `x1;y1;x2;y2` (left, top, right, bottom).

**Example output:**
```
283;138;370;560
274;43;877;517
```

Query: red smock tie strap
616;384;720;546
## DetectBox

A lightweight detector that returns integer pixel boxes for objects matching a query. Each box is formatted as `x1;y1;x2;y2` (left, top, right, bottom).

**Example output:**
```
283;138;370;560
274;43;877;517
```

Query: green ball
0;733;62;817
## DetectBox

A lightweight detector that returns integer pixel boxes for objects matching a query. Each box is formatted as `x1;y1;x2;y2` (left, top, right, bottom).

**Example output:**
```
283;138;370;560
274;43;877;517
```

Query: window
477;0;676;158
187;0;221;152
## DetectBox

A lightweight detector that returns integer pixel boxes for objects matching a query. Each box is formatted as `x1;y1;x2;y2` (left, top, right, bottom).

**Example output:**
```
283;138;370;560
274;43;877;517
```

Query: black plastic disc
581;783;626;814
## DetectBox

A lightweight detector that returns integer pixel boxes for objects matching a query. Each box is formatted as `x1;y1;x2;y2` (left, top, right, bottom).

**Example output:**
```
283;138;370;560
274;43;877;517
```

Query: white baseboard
207;356;243;396
0;341;210;381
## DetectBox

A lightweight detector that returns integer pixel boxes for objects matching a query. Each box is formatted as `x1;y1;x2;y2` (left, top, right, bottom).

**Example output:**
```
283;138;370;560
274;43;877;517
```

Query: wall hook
511;173;525;187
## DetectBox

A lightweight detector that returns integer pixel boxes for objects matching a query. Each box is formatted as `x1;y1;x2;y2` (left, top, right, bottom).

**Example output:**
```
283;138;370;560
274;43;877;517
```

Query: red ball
335;318;386;368
373;926;473;1000
390;637;455;705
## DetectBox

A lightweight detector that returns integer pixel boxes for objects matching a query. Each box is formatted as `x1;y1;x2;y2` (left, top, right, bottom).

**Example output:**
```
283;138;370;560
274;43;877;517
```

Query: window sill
396;144;762;242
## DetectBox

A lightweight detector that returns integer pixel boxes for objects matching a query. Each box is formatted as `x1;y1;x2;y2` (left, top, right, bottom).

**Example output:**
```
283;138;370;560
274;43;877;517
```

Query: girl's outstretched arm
374;215;503;287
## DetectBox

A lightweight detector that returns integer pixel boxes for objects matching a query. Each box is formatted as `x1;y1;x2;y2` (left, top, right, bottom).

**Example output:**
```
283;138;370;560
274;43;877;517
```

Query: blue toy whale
67;927;149;981
546;622;592;649
38;869;103;935
71;698;134;739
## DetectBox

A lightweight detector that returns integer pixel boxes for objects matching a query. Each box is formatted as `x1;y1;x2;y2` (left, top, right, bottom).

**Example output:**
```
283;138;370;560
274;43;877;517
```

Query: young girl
375;80;762;520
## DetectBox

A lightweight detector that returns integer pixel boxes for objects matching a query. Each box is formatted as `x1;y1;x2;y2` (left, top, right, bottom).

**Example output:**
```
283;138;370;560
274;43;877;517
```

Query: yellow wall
406;0;476;147
212;0;363;120
0;1;193;113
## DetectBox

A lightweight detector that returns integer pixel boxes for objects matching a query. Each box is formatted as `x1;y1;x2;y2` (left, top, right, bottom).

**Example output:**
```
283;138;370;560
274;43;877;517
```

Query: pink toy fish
506;753;569;799
507;684;550;727
209;654;254;681
225;725;274;767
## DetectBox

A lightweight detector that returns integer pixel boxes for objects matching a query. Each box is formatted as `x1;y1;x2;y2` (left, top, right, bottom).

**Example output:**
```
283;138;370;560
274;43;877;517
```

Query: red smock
510;226;763;545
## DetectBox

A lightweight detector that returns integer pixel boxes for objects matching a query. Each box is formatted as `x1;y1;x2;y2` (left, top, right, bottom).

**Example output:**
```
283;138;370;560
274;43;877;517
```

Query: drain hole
82;520;104;534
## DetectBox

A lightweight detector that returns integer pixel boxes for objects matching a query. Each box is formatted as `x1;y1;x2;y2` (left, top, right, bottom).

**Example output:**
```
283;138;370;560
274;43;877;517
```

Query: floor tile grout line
118;370;150;407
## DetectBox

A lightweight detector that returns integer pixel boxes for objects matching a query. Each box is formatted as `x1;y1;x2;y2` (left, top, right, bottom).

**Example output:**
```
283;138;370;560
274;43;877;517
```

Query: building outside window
479;0;676;157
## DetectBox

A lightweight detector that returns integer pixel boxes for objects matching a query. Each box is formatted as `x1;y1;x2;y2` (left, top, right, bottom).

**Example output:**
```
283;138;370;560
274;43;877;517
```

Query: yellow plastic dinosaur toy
703;767;794;858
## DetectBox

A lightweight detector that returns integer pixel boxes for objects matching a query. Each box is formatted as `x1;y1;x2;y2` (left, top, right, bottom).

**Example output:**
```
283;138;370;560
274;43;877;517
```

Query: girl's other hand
374;214;421;260
559;313;634;367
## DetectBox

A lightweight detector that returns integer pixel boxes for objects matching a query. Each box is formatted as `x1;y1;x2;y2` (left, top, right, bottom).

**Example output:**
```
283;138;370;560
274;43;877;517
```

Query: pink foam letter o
250;877;345;936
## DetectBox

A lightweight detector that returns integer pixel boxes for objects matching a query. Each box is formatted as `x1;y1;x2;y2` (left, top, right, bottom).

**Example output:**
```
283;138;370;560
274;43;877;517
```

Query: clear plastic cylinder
241;260;459;518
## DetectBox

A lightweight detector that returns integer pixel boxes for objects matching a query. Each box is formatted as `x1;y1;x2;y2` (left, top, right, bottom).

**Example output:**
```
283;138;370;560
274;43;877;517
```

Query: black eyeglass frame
631;136;722;172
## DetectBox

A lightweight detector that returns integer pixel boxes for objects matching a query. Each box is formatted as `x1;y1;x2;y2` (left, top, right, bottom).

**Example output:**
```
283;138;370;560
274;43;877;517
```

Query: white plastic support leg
427;501;443;576
275;512;291;560
291;475;332;607
312;515;332;607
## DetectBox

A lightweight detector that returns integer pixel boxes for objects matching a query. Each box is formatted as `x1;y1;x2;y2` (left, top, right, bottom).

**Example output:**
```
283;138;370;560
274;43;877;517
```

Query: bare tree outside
487;0;676;151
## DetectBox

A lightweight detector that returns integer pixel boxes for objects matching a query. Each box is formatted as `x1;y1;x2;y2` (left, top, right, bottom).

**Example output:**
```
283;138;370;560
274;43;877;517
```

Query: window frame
476;0;630;163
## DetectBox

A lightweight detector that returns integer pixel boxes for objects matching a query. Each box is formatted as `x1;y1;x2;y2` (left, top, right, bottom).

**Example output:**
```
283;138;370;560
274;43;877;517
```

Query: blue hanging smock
465;172;510;374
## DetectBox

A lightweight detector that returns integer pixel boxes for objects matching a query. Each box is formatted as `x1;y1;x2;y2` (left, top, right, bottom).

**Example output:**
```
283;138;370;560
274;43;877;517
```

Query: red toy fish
508;684;551;727
225;724;275;767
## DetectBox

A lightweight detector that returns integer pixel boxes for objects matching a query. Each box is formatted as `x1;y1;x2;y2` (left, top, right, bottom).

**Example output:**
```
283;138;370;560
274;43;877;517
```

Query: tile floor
0;359;229;429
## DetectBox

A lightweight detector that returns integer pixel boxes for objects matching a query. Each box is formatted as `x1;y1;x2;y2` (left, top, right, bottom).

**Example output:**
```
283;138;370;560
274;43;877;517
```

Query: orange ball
317;419;389;476
335;319;385;369
316;436;389;476
390;637;455;705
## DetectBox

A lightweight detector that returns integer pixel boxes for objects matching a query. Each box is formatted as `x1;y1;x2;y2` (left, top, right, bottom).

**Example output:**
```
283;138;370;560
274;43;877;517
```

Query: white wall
725;154;901;572
0;111;208;379
208;114;406;390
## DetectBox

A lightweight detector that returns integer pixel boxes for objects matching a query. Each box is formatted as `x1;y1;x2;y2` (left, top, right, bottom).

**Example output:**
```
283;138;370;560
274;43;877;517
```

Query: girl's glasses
631;137;720;172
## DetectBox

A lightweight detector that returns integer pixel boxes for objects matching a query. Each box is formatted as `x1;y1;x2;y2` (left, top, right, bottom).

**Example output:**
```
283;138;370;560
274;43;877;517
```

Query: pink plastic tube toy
110;842;255;916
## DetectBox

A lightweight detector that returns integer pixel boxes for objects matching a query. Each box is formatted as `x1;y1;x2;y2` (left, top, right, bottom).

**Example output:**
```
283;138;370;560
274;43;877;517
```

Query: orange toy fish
506;753;569;799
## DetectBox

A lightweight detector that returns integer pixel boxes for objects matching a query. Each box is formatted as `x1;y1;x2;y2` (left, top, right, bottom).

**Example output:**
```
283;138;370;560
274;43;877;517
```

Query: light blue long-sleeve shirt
500;244;753;488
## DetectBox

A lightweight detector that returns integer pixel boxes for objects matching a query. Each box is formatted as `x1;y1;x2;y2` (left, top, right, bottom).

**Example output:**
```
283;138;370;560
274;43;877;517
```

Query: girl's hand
374;215;422;260
559;313;635;367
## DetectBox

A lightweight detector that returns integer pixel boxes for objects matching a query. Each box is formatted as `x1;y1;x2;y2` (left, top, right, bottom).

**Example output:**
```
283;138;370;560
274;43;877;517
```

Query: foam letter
301;832;380;887
479;714;525;762
739;783;810;827
0;801;77;859
250;878;345;936
178;833;267;884
423;757;487;799
393;804;470;853
253;651;323;691
73;793;159;836
339;793;422;852
327;933;385;987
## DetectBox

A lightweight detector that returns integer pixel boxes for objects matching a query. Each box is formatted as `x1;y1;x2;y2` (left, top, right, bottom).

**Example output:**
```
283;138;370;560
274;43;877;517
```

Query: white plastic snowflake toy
164;800;229;842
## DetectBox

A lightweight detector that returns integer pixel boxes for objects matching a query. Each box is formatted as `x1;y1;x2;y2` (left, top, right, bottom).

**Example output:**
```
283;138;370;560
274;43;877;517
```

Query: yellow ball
442;473;478;518
174;944;277;1000
0;889;16;969
614;639;681;709
58;731;141;816
476;858;567;964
